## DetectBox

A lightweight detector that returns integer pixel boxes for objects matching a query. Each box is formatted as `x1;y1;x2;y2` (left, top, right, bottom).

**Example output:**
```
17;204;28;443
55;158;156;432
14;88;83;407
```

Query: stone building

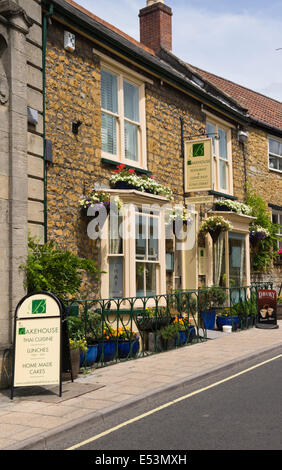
0;0;44;388
42;0;282;298
0;0;281;386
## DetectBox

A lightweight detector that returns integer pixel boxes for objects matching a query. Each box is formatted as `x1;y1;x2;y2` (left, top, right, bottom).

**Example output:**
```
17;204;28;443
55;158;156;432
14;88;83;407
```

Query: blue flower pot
118;339;140;358
187;326;196;342
175;327;196;346
97;341;117;362
216;315;240;331
201;310;216;330
80;344;98;366
175;330;187;346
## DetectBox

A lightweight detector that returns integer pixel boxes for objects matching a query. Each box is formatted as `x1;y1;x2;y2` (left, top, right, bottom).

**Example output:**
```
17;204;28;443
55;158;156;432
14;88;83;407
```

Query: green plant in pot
198;286;227;330
159;323;180;350
66;316;87;378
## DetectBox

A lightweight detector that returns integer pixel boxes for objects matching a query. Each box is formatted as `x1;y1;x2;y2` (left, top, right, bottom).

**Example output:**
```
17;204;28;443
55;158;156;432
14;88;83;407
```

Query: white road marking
66;354;282;450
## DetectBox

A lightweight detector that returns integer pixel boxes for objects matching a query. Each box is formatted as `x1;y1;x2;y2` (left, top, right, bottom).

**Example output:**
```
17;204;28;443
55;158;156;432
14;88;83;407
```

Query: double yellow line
67;354;282;450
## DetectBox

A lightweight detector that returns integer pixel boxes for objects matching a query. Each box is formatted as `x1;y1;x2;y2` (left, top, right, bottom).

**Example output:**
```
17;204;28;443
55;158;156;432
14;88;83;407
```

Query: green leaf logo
193;143;204;157
19;328;25;335
32;299;46;314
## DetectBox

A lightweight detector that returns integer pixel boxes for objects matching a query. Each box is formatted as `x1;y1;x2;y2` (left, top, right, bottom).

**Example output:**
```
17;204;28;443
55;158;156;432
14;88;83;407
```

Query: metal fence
66;282;273;369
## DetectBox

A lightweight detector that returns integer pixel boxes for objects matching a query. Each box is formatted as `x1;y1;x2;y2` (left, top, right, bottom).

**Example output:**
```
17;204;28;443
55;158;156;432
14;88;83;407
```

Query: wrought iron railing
66;282;273;369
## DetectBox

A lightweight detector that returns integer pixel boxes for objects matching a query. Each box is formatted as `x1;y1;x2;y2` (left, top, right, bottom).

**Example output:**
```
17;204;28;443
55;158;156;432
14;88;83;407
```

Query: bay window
136;209;159;297
100;192;167;300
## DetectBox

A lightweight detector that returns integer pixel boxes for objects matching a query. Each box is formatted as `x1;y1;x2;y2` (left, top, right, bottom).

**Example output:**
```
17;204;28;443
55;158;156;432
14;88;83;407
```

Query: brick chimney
139;0;173;53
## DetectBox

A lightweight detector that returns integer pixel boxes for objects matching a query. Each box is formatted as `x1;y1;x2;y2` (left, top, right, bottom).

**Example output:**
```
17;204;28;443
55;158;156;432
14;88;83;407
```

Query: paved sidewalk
1;322;282;450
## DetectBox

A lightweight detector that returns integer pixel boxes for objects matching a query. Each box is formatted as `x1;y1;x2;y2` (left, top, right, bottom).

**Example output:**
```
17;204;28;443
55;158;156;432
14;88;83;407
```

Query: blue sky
77;0;282;102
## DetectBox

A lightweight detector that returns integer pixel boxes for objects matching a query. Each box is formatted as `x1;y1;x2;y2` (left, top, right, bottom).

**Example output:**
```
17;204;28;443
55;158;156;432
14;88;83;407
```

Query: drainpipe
42;3;54;243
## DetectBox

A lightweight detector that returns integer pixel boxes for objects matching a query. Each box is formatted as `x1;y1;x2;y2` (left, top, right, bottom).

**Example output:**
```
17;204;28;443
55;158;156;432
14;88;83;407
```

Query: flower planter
97;341;117;362
214;203;231;212
200;310;216;330
216;315;240;331
249;231;267;246
175;330;187;346
80;344;98;367
136;315;170;331
67;348;80;379
175;326;195;346
187;325;196;342
112;181;138;191
209;228;222;243
118;339;140;358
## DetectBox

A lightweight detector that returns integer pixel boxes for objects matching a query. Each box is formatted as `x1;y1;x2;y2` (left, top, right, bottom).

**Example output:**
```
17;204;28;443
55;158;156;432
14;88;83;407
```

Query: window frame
268;136;282;174
206;117;233;195
100;192;167;301
272;209;282;250
101;62;147;171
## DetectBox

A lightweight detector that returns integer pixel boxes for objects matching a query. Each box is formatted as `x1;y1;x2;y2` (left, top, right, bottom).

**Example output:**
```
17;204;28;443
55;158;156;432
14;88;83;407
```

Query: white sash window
101;65;146;169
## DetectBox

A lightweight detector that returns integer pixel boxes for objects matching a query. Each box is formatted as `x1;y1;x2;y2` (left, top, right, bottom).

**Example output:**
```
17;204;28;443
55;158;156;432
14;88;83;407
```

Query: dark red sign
257;289;278;329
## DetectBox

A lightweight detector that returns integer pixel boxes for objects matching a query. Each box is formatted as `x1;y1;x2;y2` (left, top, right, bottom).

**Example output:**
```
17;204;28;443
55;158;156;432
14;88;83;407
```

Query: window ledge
269;167;282;176
101;157;152;176
208;190;237;200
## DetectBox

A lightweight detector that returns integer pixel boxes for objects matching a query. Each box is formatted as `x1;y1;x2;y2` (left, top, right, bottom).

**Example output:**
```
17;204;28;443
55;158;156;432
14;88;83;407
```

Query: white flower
215;199;252;215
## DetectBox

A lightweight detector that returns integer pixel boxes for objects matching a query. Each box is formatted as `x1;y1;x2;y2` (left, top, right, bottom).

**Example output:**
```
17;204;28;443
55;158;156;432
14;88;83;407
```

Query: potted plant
69;337;87;379
173;316;196;345
110;164;174;200
249;225;270;246
198;286;227;330
165;206;194;236
96;324;117;363
136;307;171;332
159;323;181;350
216;309;240;331
117;327;140;359
79;189;123;228
80;311;103;366
200;216;232;243
214;199;252;215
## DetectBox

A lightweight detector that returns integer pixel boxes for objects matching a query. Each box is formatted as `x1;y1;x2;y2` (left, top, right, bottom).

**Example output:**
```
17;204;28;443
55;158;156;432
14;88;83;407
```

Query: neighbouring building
0;0;281;387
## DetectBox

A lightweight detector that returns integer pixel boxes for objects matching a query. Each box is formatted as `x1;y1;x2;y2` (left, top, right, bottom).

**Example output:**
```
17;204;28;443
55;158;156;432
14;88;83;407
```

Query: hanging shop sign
184;138;213;193
11;292;71;399
256;289;279;329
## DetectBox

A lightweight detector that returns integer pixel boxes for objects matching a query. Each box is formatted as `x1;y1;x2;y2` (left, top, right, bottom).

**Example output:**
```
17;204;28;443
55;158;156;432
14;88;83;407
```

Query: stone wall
0;0;43;389
246;126;282;207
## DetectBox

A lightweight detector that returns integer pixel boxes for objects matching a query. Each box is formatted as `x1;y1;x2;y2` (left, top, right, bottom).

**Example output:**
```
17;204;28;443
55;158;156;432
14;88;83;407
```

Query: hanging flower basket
249;225;270;246
79;190;123;227
200;216;232;243
165;206;194;236
110;164;174;200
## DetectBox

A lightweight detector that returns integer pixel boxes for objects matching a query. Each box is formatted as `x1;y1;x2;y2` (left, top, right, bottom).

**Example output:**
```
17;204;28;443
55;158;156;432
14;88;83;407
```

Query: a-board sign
256;289;279;329
11;292;71;399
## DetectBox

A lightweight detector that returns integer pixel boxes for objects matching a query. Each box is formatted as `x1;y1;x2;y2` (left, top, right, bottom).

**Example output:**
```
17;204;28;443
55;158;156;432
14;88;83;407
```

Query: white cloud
173;7;282;101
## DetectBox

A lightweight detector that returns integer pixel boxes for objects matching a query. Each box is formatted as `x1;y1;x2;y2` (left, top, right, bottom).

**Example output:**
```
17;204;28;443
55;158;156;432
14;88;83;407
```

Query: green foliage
159;323;180;340
198;286;227;311
21;236;102;298
67;315;84;340
245;185;280;272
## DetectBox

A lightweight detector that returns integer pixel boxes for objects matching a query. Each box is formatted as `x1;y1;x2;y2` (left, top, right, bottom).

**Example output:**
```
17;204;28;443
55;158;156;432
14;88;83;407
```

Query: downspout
42;3;54;243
